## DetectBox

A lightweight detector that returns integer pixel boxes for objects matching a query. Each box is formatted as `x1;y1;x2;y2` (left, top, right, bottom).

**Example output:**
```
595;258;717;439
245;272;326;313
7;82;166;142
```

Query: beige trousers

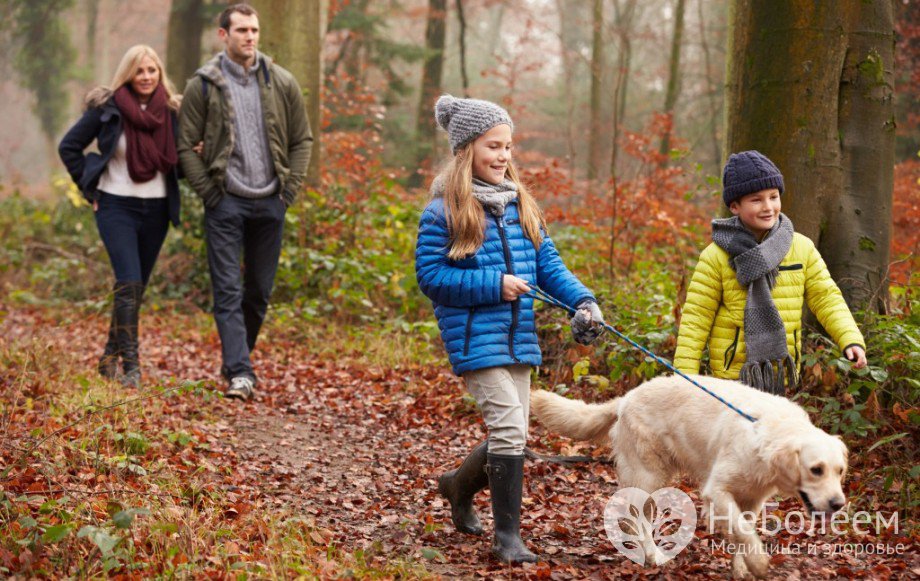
463;364;531;455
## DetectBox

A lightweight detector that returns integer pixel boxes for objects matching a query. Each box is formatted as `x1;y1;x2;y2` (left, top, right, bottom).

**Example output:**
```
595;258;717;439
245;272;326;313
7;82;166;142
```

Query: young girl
415;95;605;563
59;45;182;387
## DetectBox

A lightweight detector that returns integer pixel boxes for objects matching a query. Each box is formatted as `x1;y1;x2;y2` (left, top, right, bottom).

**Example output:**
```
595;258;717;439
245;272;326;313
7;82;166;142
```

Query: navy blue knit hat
722;151;785;206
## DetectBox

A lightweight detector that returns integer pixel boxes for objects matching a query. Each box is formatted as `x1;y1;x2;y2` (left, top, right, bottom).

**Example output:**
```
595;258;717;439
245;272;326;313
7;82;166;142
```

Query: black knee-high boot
438;441;489;534
486;453;538;563
98;296;119;378
115;282;144;388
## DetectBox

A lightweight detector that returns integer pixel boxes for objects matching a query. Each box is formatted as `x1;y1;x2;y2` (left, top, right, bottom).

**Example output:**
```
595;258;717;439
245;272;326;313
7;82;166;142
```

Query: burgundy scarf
113;84;177;183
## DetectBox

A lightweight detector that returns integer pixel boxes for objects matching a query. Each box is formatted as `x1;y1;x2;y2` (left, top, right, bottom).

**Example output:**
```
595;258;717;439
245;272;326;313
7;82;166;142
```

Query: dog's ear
769;441;802;486
834;435;849;473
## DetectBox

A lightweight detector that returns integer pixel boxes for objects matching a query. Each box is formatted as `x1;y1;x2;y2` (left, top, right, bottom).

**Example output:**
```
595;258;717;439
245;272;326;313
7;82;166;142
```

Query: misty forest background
0;0;918;577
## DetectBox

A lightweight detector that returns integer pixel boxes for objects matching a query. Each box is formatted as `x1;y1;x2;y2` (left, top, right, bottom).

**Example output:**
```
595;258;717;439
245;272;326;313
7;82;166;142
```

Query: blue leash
525;286;758;423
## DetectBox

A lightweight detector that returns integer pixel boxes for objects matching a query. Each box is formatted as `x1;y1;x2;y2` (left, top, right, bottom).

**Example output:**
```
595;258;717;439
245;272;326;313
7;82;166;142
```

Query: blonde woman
59;45;182;388
414;95;606;564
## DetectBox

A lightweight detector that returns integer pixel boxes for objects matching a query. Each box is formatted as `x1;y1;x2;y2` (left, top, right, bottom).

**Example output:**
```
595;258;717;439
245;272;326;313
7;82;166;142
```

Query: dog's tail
530;389;619;444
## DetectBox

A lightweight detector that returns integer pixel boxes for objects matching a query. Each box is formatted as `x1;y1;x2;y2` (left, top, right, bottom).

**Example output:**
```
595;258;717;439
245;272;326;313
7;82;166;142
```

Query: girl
59;45;182;388
415;95;605;563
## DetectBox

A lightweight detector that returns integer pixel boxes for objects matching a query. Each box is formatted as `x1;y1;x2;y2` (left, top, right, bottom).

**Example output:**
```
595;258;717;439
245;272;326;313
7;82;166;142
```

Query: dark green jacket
177;52;312;208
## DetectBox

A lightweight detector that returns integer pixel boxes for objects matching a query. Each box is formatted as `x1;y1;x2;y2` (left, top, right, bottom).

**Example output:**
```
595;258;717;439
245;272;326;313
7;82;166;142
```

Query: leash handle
525;286;758;423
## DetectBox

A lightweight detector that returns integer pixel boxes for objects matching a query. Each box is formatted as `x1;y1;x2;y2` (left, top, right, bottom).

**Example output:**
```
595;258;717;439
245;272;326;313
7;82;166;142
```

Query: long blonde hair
438;143;546;260
86;45;181;111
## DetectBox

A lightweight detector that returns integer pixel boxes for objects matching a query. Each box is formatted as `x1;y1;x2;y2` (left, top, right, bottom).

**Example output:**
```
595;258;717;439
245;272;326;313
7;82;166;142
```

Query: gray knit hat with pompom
435;94;514;154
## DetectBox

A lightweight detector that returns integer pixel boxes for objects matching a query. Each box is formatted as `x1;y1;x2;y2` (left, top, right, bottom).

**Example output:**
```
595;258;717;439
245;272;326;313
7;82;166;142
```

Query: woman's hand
93;200;99;212
502;275;530;301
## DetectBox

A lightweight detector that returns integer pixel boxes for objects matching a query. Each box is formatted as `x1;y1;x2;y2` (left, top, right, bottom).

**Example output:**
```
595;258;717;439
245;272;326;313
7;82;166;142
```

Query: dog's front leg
704;490;769;579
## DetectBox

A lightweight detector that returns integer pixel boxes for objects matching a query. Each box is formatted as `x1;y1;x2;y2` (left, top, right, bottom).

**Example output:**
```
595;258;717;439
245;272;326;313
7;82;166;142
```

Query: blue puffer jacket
416;196;594;375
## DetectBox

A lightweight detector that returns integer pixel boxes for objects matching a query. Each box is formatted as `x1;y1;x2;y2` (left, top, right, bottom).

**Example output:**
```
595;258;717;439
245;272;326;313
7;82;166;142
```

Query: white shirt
97;132;166;199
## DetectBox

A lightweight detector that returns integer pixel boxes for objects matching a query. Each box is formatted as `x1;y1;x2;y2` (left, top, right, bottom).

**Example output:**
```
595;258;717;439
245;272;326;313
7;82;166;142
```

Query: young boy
674;150;867;394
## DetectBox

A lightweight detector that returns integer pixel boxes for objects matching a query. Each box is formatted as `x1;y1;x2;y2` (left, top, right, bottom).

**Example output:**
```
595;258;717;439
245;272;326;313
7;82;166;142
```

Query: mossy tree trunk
251;0;324;187
724;0;895;311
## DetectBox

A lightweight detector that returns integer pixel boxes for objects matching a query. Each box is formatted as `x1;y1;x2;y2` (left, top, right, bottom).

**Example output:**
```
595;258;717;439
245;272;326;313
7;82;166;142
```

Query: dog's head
769;428;848;514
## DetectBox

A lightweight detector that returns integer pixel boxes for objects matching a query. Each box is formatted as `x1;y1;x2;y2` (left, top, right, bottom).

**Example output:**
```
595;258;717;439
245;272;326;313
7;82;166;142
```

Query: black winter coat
58;98;181;226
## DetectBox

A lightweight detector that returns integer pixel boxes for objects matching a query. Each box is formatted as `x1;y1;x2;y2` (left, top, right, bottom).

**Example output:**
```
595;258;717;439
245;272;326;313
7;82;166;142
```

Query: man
178;3;312;400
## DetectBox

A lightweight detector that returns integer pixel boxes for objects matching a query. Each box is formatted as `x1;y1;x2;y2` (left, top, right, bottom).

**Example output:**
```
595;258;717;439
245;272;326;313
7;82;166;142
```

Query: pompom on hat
434;94;514;154
722;150;785;207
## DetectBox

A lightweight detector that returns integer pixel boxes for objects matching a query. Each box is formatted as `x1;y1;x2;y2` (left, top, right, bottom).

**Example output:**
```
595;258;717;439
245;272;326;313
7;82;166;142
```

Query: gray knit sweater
220;52;279;198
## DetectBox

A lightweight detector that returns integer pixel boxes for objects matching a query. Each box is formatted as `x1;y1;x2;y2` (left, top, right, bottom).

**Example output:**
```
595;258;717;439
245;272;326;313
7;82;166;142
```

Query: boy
674;150;867;394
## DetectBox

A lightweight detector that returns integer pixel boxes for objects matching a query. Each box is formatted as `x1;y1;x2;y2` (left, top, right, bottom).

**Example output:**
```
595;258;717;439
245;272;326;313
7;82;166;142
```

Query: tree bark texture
166;0;204;90
250;0;324;186
724;0;895;311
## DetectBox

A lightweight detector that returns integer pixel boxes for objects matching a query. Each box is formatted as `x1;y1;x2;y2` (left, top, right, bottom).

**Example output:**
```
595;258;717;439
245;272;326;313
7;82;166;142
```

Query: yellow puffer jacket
674;233;865;379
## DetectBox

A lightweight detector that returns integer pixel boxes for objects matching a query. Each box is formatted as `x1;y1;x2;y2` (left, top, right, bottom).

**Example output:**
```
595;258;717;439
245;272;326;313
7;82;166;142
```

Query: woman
59;45;182;387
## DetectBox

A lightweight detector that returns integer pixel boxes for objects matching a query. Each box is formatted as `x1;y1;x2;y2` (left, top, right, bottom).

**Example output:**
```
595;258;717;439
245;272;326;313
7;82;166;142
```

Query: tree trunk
410;0;447;188
166;0;204;91
587;0;604;183
658;0;686;165
251;0;325;186
341;0;370;92
455;0;469;97
486;3;505;57
697;0;722;175
609;0;636;180
86;0;100;82
831;0;895;310
724;0;894;311
555;0;577;179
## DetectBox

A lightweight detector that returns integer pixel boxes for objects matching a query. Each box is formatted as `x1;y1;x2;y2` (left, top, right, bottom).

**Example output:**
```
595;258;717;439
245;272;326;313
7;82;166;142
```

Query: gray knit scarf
430;176;518;216
711;213;797;394
471;178;517;216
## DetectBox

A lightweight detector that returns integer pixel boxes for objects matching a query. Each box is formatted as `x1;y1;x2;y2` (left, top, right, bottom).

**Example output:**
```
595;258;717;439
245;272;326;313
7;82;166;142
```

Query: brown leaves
2;303;918;578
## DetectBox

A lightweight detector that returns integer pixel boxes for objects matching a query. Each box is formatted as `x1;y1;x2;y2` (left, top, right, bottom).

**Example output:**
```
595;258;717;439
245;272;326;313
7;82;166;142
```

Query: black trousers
95;192;169;284
204;193;286;380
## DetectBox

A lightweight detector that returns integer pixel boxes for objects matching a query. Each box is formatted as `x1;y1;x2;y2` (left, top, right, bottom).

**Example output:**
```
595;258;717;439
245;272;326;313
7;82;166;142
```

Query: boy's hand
845;345;867;369
572;301;605;345
502;275;530;301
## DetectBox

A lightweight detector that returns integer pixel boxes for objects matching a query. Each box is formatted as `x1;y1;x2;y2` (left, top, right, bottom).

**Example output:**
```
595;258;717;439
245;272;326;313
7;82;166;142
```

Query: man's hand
502;275;530;302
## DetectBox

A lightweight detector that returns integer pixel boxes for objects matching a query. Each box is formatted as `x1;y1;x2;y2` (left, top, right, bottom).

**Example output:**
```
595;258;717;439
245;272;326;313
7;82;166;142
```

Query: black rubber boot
486;453;538;564
97;299;119;379
114;282;144;388
438;441;489;534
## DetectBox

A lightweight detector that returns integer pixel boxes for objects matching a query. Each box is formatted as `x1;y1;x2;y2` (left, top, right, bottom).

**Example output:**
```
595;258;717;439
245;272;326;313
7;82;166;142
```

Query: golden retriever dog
531;374;848;579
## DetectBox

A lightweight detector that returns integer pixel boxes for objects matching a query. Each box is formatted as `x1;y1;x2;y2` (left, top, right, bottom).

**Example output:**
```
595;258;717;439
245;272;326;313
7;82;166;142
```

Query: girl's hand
845;345;867;369
571;301;605;344
93;200;99;212
502;275;530;301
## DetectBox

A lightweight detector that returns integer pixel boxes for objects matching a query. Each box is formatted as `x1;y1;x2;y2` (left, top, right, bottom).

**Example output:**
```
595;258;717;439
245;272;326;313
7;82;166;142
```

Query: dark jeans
205;193;286;380
95;192;169;284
